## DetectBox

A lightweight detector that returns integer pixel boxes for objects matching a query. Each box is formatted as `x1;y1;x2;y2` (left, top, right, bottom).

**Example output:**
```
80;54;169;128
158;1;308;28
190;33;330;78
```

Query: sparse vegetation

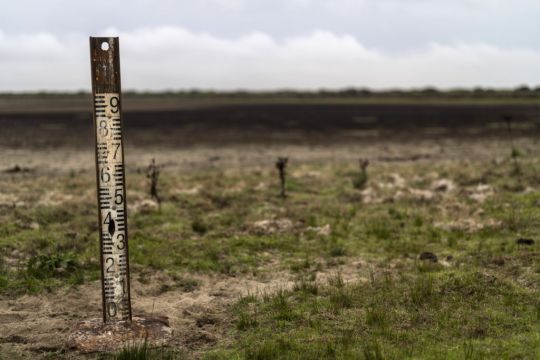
112;341;183;360
147;158;162;207
209;268;540;359
275;157;289;198
2;102;540;358
504;115;521;175
353;159;369;190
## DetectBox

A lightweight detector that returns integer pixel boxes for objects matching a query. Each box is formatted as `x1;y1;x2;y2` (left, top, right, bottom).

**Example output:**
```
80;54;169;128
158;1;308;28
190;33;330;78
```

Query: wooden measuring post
69;38;171;352
90;37;132;323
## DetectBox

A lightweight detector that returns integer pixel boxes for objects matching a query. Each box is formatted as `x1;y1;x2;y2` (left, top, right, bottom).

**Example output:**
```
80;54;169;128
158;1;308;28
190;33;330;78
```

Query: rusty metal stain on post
90;37;121;93
90;37;132;323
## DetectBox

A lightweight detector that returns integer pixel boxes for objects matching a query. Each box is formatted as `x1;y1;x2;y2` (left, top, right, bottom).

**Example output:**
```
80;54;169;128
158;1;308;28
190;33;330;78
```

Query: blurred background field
1;92;540;358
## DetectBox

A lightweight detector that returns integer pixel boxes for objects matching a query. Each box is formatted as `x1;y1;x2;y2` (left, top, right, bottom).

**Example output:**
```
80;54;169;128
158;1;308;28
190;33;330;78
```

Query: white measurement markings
95;93;130;321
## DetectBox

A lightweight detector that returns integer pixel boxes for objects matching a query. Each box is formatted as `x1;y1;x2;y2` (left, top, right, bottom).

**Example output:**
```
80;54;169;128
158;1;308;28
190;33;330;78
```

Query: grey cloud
1;27;539;91
2;0;540;52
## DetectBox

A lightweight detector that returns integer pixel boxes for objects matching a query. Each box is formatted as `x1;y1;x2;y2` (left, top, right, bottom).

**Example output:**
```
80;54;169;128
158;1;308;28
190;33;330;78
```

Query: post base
68;315;173;353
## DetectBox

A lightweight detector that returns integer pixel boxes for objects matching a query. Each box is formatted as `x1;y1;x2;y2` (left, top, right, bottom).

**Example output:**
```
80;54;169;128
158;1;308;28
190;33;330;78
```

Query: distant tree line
124;86;540;99
3;86;540;99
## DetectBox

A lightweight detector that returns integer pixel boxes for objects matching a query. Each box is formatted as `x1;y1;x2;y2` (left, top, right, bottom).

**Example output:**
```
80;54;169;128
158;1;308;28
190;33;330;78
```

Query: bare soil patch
0;258;367;358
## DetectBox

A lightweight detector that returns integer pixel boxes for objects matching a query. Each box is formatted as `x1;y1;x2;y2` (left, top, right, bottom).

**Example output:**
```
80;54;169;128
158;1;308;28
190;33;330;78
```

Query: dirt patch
252;219;294;234
0;258;367;359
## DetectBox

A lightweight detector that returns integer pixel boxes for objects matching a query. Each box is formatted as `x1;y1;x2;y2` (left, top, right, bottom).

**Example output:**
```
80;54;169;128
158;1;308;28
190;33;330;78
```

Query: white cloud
1;26;539;91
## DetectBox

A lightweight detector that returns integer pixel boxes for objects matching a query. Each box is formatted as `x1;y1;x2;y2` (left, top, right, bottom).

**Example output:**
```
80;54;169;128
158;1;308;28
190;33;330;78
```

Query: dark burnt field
1;103;539;148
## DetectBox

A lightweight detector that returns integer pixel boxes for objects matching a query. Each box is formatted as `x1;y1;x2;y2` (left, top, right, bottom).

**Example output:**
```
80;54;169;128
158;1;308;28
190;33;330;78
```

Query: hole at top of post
101;42;110;51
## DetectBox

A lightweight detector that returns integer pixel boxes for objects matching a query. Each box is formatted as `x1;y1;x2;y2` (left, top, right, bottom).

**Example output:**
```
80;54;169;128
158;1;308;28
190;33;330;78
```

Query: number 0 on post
90;37;132;323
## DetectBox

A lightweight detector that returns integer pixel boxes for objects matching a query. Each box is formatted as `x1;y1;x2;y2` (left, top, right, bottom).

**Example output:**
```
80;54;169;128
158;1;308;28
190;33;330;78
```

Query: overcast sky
2;0;540;91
